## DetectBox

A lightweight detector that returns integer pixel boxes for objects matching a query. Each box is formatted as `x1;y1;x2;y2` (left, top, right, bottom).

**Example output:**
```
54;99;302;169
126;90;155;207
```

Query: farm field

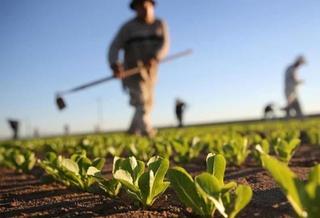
1;118;320;218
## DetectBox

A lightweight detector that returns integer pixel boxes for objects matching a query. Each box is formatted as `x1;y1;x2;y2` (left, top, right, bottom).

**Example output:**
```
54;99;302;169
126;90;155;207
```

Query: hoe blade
56;95;66;110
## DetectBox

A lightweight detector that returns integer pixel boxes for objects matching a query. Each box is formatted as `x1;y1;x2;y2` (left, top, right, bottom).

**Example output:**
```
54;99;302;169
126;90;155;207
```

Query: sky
1;0;320;139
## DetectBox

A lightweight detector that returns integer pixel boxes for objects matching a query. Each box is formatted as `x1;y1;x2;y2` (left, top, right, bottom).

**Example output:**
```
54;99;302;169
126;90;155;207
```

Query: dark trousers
176;113;183;128
286;99;303;118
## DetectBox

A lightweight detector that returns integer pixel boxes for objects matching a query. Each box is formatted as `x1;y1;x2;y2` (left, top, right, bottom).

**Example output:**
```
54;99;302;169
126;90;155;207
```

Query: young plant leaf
167;167;206;216
227;185;253;218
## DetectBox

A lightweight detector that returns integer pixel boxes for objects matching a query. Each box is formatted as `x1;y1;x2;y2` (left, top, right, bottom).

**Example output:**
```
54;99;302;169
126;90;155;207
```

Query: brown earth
0;144;319;218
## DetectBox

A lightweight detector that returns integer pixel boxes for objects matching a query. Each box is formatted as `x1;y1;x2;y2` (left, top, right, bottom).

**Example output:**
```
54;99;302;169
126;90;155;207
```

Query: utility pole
96;98;103;132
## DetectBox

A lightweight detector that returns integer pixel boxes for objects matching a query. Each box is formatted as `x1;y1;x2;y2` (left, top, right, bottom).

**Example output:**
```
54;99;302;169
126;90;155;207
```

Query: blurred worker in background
283;56;306;118
175;99;187;128
33;128;40;138
108;0;169;137
7;119;19;140
263;103;275;120
64;124;70;136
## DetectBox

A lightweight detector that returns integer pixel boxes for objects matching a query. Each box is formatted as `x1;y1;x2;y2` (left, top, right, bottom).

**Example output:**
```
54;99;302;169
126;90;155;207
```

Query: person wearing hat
108;0;169;137
283;56;306;118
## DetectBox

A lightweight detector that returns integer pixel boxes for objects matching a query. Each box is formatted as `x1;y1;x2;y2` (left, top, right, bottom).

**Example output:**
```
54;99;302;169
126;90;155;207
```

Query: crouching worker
263;103;275;120
108;0;169;137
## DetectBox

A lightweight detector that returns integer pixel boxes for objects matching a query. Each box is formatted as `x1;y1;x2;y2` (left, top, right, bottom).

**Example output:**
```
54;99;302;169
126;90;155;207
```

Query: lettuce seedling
82;136;126;158
251;139;270;162
304;127;320;145
129;138;156;161
273;138;300;164
113;156;170;206
39;150;105;191
91;175;121;197
171;137;205;163
168;153;252;217
257;146;320;218
153;138;173;159
222;136;250;166
91;157;122;197
0;146;36;173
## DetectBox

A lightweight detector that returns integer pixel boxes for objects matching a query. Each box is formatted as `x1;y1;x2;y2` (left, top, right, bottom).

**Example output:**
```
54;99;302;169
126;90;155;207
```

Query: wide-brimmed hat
130;0;156;10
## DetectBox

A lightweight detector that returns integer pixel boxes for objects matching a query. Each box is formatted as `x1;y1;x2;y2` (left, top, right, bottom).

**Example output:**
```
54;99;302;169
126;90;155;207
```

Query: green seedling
39;150;105;191
0;146;36;173
167;153;252;217
113;156;170;207
251;139;270;162
273;138;300;164
222;136;250;166
257;145;320;218
171;136;205;163
129;137;155;161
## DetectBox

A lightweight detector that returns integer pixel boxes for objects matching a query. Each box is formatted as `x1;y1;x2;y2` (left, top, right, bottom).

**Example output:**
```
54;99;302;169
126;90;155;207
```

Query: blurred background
1;0;320;139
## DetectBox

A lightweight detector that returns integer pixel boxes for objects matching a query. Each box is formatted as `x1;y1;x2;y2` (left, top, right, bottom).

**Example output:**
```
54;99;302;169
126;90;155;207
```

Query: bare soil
0;144;319;218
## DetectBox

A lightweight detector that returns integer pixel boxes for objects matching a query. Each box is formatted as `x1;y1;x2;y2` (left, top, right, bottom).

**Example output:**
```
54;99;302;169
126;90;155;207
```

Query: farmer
283;56;306;118
108;0;169;137
7;119;19;140
175;99;186;128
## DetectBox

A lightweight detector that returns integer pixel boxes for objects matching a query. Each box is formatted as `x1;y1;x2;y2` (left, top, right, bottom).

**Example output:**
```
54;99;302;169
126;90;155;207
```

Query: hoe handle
63;76;115;94
60;49;193;95
122;49;193;79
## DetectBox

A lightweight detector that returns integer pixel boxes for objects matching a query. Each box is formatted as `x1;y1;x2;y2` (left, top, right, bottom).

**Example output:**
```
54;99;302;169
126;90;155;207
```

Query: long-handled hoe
55;49;192;110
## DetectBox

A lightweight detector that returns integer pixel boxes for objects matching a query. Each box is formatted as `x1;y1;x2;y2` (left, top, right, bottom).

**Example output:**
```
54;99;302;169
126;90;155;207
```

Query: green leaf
114;169;140;193
227;185;253;218
63;169;84;189
78;156;92;175
114;169;133;183
100;178;121;197
260;153;307;217
46;152;58;162
148;157;170;198
304;165;320;217
27;152;36;170
86;166;100;176
139;171;152;205
93;174;121;197
206;153;226;184
221;181;237;194
129;156;138;169
274;138;300;163
60;158;80;175
206;153;215;174
305;165;320;199
195;172;223;216
138;157;170;206
261;139;270;154
133;160;145;184
167;167;205;216
14;154;25;166
207;195;227;218
195;173;222;196
112;156;122;174
114;156;145;184
92;158;105;170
